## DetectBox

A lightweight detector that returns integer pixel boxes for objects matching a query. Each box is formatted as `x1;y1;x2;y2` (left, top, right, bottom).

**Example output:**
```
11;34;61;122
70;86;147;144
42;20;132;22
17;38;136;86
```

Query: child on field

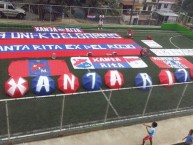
142;122;158;145
182;129;193;145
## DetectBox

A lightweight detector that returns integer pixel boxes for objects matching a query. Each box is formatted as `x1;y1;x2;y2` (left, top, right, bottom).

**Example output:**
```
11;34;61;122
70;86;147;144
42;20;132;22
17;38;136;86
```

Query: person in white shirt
142;122;158;145
98;15;104;30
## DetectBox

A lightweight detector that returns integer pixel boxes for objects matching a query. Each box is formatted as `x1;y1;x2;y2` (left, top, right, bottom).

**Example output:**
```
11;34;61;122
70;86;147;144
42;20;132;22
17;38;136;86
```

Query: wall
161;23;193;39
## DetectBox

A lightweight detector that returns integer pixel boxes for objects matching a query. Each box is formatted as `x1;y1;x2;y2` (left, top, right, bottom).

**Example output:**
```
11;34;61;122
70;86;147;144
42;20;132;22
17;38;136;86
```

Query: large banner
150;49;193;56
0;32;122;39
150;57;193;68
71;56;148;69
8;60;70;77
33;26;84;33
141;40;163;48
0;44;142;52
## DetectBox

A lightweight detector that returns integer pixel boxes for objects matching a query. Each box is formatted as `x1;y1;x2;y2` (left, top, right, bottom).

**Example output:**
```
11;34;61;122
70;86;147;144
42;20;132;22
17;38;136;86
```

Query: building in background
157;0;176;10
155;0;178;24
138;0;159;25
143;0;158;12
120;0;144;25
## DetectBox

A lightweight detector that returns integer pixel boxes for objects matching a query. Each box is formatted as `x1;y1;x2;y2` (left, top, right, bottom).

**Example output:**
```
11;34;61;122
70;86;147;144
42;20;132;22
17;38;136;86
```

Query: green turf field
1;27;193;138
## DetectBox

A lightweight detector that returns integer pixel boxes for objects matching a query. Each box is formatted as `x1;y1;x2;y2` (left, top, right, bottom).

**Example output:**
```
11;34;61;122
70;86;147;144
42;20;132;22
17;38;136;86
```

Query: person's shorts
99;21;103;25
143;135;152;141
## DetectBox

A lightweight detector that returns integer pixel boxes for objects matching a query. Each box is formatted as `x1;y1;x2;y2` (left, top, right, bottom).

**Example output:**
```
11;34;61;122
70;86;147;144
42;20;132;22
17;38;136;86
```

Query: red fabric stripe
48;60;70;76
8;60;29;77
8;60;70;77
0;39;135;45
1;49;141;59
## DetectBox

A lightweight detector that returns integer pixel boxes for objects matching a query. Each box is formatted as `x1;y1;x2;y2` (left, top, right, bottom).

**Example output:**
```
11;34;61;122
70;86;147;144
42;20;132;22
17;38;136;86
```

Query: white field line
169;35;182;49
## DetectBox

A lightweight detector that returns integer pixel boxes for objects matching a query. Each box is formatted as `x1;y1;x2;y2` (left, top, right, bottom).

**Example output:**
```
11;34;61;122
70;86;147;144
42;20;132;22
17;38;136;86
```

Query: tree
173;0;183;12
182;0;193;14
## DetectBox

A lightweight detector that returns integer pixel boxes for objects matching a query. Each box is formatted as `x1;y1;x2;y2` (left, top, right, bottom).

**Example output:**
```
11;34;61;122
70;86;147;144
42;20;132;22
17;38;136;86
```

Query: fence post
142;87;153;116
69;6;72;24
49;5;52;26
176;84;189;111
5;101;10;140
104;90;112;123
60;95;66;131
28;4;30;13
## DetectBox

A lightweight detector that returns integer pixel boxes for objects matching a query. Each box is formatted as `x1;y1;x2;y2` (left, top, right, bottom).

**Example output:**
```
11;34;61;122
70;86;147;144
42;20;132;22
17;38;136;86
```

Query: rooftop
158;0;176;4
156;10;178;17
120;0;143;6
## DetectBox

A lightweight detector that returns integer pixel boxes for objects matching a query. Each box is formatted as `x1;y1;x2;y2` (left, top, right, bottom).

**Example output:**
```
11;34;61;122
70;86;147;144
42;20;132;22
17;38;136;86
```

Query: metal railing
0;2;179;27
1;81;193;144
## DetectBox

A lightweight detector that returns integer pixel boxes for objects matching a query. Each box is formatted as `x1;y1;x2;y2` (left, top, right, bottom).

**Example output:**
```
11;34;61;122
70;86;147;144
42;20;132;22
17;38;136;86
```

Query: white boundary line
169;34;193;48
169;35;181;49
169;35;193;57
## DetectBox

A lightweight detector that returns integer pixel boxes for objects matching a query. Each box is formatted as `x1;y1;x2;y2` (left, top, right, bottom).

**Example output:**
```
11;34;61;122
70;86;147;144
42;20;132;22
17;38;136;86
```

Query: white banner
141;40;163;48
33;27;83;33
150;49;193;56
71;56;147;69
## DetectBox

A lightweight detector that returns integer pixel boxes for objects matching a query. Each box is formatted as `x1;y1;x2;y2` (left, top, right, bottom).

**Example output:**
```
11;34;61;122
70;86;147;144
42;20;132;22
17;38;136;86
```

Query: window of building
0;4;4;8
148;6;152;11
164;4;168;8
143;5;147;11
158;3;161;9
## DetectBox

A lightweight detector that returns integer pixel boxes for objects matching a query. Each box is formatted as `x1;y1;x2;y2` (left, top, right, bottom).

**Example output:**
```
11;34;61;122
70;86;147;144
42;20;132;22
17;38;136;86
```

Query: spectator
140;48;150;57
142;122;158;145
182;129;193;145
127;29;133;39
147;35;153;40
98;15;104;30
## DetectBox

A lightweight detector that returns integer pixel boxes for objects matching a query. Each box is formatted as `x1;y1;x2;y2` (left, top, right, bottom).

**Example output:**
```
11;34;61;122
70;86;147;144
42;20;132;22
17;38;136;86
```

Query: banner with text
33;27;84;33
0;32;122;39
150;57;193;68
150;49;193;56
71;56;148;69
0;44;141;52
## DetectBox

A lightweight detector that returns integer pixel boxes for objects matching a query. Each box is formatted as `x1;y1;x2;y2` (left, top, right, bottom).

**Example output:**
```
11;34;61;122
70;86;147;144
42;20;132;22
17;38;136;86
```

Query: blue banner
0;32;122;39
0;44;141;52
28;60;51;76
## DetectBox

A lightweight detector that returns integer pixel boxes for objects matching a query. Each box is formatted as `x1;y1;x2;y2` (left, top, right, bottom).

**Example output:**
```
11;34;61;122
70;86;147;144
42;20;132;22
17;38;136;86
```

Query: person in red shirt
140;48;150;57
127;29;133;39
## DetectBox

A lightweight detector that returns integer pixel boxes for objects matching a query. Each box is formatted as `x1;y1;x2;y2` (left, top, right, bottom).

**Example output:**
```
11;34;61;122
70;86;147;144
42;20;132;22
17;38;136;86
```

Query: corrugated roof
120;1;143;6
159;0;176;4
156;10;178;17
